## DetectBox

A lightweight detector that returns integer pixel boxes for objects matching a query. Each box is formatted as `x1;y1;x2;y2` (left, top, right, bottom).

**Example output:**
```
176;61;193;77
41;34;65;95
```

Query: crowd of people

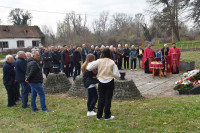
3;42;181;120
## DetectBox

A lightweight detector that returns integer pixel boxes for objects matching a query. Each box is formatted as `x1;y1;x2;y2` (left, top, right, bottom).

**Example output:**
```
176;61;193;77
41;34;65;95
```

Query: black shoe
7;103;17;107
42;109;51;112
32;108;39;112
22;105;30;109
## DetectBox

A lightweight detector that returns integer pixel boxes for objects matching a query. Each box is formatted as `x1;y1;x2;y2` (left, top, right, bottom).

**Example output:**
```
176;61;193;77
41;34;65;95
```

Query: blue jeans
21;82;29;108
29;83;47;111
40;64;43;72
87;87;98;111
131;59;137;69
60;63;63;72
138;57;142;68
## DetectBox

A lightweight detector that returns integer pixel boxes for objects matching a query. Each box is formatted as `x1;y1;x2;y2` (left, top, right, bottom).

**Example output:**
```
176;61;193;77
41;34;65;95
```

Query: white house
0;25;45;50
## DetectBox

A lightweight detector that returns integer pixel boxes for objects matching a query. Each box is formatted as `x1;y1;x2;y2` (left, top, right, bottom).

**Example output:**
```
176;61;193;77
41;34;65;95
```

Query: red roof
0;25;43;39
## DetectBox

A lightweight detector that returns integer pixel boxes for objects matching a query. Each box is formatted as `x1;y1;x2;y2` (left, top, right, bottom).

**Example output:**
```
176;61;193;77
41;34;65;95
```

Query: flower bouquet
174;70;200;95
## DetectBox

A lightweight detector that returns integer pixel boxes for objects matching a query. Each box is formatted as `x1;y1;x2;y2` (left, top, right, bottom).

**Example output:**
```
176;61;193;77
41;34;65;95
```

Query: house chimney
24;29;28;34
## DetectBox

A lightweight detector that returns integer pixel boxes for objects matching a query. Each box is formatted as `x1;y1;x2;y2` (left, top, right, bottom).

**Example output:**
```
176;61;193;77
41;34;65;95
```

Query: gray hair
17;51;25;56
6;55;13;62
101;45;105;49
164;44;168;47
31;51;39;57
26;52;31;56
95;46;99;50
110;45;114;50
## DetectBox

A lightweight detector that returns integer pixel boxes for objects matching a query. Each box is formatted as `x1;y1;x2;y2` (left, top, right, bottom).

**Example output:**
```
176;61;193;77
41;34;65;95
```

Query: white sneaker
105;116;115;120
87;111;97;116
97;118;100;120
131;69;133;70
134;69;137;70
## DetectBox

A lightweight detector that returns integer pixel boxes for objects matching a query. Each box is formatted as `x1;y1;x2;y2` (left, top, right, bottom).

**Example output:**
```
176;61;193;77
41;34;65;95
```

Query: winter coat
3;62;15;85
15;57;26;83
26;57;43;83
42;53;53;68
129;49;138;59
83;71;99;88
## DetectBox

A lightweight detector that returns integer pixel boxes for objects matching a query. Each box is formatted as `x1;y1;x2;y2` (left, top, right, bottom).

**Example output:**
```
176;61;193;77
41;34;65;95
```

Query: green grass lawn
150;40;200;50
1;69;200;132
181;51;200;69
0;53;6;60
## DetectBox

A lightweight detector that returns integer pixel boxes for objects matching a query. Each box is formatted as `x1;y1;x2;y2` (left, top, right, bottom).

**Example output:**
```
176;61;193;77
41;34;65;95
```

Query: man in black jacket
73;47;82;80
123;44;130;69
81;44;88;63
61;45;71;77
52;47;61;72
42;49;53;77
25;51;50;112
161;44;170;75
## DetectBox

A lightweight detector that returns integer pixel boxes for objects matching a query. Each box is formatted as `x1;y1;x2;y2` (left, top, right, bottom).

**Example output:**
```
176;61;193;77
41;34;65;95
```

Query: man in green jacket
129;45;138;70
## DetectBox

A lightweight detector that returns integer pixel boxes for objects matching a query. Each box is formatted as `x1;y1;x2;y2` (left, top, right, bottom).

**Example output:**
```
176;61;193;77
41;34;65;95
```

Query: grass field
0;40;200;132
150;40;200;50
1;69;200;132
0;53;6;60
181;51;200;69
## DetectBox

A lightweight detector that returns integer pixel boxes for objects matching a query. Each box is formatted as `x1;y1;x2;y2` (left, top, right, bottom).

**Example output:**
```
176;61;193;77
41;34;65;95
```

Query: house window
32;40;39;47
17;40;24;47
0;41;9;48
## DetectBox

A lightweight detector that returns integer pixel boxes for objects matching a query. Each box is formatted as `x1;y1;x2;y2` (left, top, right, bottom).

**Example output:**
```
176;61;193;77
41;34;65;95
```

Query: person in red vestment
142;43;155;73
168;43;181;74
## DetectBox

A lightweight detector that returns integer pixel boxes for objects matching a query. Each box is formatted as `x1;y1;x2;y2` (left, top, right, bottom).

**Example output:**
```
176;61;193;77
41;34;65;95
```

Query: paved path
44;69;182;98
120;69;182;98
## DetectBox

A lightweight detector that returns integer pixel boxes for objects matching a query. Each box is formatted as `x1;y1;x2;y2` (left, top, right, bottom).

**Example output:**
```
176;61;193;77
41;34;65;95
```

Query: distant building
0;25;45;49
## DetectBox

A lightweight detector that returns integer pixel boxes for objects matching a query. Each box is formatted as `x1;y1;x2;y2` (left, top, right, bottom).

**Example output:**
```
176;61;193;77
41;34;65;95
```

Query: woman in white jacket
87;48;121;120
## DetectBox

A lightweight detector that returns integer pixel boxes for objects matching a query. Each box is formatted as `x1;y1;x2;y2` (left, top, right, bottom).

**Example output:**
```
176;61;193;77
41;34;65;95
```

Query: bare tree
57;11;91;45
92;11;109;43
135;13;145;37
41;25;55;46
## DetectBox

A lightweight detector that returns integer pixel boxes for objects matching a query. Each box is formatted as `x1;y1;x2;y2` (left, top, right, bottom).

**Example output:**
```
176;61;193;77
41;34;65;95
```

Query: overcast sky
0;0;148;33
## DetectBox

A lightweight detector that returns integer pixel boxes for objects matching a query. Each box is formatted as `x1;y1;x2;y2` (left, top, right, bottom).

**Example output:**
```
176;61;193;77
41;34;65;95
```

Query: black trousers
97;79;114;119
145;59;151;73
117;57;122;70
124;56;129;69
69;62;74;77
14;82;20;101
43;68;52;77
63;65;69;77
4;84;16;107
73;63;81;80
87;87;98;111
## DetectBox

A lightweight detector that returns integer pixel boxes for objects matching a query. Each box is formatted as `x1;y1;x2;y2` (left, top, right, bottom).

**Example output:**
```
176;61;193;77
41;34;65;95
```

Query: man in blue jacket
3;55;16;107
15;51;29;108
